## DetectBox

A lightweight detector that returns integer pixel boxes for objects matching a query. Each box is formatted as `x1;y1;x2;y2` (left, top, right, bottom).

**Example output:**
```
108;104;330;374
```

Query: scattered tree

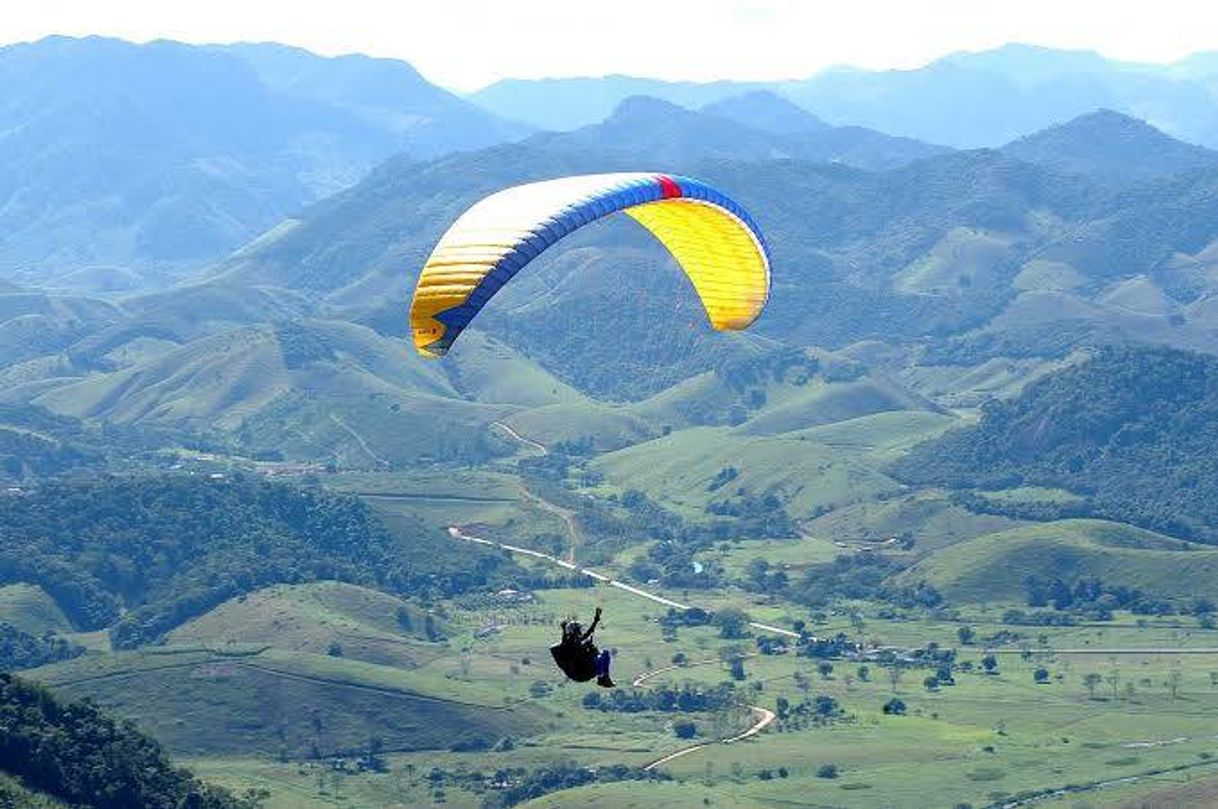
887;664;904;693
882;698;907;715
1166;669;1183;700
713;607;751;639
1107;669;1122;700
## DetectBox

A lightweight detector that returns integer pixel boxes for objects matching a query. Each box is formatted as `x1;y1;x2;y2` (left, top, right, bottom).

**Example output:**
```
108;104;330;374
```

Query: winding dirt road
630;659;776;770
491;420;548;455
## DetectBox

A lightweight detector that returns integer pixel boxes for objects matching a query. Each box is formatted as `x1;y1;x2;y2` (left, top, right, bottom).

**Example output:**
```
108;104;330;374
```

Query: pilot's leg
596;650;615;688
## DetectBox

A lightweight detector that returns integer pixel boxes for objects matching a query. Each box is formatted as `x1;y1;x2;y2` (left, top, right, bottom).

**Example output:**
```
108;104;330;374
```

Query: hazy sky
6;0;1218;90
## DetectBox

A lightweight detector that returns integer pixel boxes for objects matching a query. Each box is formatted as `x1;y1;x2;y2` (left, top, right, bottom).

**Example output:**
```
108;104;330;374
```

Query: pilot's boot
597;674;616;688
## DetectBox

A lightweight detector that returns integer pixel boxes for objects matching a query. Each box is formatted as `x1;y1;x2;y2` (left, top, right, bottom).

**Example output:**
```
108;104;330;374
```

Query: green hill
0;291;122;368
624;345;939;436
895;345;1218;541
593;422;912;522
0;774;71;809
440;330;586;407
0;475;526;647
499;403;656;452
26;318;516;466
586;352;952;522
167;582;442;669
903;519;1218;603
803;490;1021;552
26;647;537;758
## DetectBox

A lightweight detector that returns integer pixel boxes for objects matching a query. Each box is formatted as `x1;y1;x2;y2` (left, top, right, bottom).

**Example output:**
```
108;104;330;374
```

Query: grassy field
15;517;1218;808
904;519;1218;603
591;424;909;521
167;582;443;669
164;578;1218;808
25;641;541;759
0;583;72;634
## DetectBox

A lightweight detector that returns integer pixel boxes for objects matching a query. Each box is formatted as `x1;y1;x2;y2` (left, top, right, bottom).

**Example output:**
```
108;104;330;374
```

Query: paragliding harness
551;607;613;686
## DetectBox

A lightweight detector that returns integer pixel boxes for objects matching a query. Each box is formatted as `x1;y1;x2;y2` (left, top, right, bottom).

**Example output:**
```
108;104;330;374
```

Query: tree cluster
0;475;526;646
894;346;1218;543
581;683;738;714
0;623;84;672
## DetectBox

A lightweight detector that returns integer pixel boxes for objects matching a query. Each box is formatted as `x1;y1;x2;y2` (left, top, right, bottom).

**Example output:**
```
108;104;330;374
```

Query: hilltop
469;43;1218;148
1002;109;1218;182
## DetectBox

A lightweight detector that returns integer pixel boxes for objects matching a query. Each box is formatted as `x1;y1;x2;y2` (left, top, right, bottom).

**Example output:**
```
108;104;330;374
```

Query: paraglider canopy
409;173;771;357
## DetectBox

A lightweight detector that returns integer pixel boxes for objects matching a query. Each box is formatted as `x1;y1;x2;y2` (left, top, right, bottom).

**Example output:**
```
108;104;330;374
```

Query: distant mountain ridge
0;36;527;281
1001;109;1218;182
468;43;1218;148
529;95;948;169
468;74;762;131
700;90;830;134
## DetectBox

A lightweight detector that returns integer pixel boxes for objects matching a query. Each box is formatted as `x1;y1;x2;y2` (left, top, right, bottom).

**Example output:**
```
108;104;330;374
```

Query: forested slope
0;674;262;808
0;475;531;647
895;346;1218;541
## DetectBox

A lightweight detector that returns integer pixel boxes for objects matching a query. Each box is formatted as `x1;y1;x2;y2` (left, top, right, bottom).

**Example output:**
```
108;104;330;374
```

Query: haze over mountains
470;43;1218;147
7;36;1218;288
0;36;527;282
